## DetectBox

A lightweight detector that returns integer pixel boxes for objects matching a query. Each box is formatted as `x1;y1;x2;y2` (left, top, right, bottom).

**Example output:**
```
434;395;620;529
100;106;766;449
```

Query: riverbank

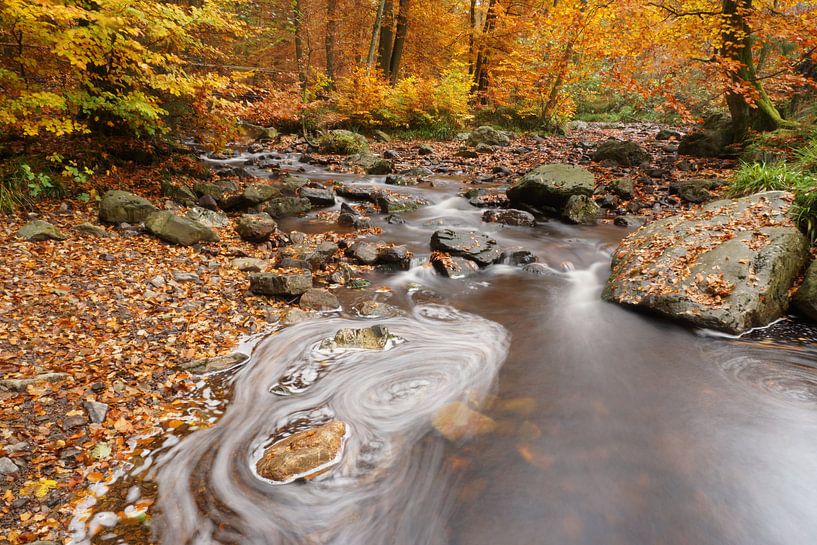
0;122;762;541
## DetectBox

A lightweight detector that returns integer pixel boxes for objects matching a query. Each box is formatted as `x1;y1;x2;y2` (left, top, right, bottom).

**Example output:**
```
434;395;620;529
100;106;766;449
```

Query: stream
70;151;817;545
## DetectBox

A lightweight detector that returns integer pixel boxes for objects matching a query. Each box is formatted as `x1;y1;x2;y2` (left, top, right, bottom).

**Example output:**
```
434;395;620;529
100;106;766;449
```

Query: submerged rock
18;220;66;241
256;421;347;483
299;288;340;311
430;229;501;266
145;211;218;246
603;191;808;333
319;325;396;350
432;401;497;442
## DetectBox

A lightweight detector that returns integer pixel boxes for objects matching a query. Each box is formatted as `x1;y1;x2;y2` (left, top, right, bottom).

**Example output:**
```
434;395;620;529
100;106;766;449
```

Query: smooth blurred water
72;151;817;545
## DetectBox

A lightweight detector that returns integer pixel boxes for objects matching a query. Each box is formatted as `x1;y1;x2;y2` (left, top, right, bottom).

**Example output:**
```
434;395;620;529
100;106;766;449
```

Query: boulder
347;241;379;265
236;213;277;242
467;126;511;147
243;183;281;205
482;209;535;227
336;184;382;202
317;130;370;155
793;260;817;322
609;179;635;199
232;257;268;272
375;193;425;214
281;175;310;195
186;207;228;228
145;211;219;246
161;180;197;205
603;191;809;333
385;175;416;186
430;229;501;266
266;197;312;218
562;194;600;225
417;144;434;156
432;401;496;442
250;271;313;297
256;421;346;483
319;325;396;350
73;222;111;238
99;190;157;224
669;179;716;204
614;215;646;228
180;352;250;374
592;139;650;166
193;180;239;201
678;115;734;157
507;164;595;211
300;186;336;207
351;153;393;175
431;253;480;278
499;247;537;266
299;288;340;311
17;220;66;241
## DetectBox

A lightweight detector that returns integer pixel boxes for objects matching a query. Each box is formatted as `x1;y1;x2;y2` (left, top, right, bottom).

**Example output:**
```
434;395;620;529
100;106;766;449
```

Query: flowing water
70;151;817;545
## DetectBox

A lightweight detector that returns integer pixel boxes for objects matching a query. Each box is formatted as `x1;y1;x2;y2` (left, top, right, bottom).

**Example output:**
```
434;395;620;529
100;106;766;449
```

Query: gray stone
431;253;480;278
186;207;228;228
74;222;111;238
243;183;281;205
300;186;336;207
430;229;501;266
232;257;267;272
562;194;600;225
475;143;495;154
0;457;19;475
172;271;200;283
500;247;537;266
603;191;809;333
592;139;650;166
266;197;312;218
794;260;817;322
236;213;277;242
455;148;479;159
614;215;646;228
282;308;314;325
17;220;66;241
401;166;434;177
482;209;535;227
347;241;379;265
467;126;511;147
385;174;416;186
351;153;393;175
678;115;733;158
417;144;434;156
161;180;197;205
318;130;369;155
299;288;340;311
145;211;219;246
250;271;313;297
610;179;635;199
180;352;250;374
375;193;425;214
83;400;109;424
507;164;595;211
99;190;157;224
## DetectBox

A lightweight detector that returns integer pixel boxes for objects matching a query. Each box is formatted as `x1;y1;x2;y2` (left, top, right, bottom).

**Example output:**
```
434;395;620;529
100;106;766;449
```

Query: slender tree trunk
468;0;477;75
720;0;784;141
473;0;497;101
325;0;338;85
292;0;307;92
377;0;395;75
367;0;387;69
388;0;410;83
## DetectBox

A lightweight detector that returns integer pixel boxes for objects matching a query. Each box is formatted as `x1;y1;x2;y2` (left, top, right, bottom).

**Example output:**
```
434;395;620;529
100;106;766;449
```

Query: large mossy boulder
603;191;808;333
317;130;369;155
507;164;595;211
256;420;346;482
592;139;649;166
145;211;219;246
793;260;817;322
99;190;157;224
467;126;511;147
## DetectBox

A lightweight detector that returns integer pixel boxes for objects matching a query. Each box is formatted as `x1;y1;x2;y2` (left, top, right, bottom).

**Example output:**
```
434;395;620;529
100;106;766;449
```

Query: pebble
0;457;19;475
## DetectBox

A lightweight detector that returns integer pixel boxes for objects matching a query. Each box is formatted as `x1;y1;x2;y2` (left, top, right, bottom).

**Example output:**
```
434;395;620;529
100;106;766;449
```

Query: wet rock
250;271;313;297
467;189;509;209
604;191;808;333
193;180;238;201
317;130;369;155
255;421;346;482
376;244;411;268
83;400;109;424
794;260;817;322
145;211;219;246
161;180;197;206
299;288;340;311
99;190;157;224
431;253;479;278
180;352;250;374
401;166;434;177
236;213;278;242
669;179;715;203
385;174;416;186
74;222;111;238
266;197;312;218
232;257;267;272
385;214;406;225
500;247;537;266
330;263;354;284
507;164;595;211
186;207;228;228
351;153;393;174
375;193;425;214
522;263;550;275
430;229;501;266
614;215;646;228
243;183;281;205
0;457;19;475
17;220;66;241
562;194;600;225
336;184;381;202
282;308;314;325
592;139;650;166
300;186;336;207
351;299;403;318
492;165;513;176
281;175;310;195
347;240;379;265
482;209;535;227
319;325;396;350
467;126;511;147
432;401;497;442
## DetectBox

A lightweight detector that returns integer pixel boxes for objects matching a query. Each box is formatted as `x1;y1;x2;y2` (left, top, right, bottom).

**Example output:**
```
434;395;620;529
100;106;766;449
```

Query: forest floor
0;122;739;543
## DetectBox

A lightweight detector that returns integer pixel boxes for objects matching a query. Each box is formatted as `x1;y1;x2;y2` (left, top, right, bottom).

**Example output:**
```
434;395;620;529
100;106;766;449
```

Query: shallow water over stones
71;150;817;545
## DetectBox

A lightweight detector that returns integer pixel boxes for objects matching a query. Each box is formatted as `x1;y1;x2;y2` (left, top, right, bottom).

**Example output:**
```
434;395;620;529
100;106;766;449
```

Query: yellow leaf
20;478;58;498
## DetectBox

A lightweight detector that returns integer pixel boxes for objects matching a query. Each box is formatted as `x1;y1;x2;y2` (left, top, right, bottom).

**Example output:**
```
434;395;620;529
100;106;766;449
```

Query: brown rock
256;421;346;482
432;402;496;442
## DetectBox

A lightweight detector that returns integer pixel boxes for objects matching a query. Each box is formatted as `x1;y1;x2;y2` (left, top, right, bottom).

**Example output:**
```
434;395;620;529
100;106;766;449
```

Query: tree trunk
473;0;497;101
325;0;338;85
292;0;307;92
388;0;410;83
468;0;477;75
721;0;784;141
377;0;394;75
367;0;388;69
